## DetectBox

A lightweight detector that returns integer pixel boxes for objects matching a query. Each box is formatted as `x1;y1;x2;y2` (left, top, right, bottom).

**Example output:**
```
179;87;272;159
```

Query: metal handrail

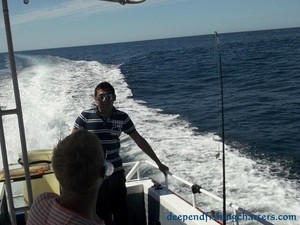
1;1;33;224
124;160;274;225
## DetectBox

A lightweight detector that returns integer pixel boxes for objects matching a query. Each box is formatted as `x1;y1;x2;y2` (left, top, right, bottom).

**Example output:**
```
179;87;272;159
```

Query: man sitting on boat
27;130;106;225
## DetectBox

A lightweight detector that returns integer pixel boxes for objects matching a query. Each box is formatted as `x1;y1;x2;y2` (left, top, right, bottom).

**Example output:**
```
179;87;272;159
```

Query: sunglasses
97;93;114;101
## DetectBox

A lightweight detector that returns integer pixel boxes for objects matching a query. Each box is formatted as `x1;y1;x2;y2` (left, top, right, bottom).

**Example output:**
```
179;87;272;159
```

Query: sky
0;0;299;52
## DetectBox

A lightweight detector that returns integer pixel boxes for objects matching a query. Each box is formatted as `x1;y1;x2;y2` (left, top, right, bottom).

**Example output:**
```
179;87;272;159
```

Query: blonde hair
52;130;104;193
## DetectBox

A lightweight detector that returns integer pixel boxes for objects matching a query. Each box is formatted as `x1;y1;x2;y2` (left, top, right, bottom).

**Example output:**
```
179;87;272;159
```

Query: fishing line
214;31;226;225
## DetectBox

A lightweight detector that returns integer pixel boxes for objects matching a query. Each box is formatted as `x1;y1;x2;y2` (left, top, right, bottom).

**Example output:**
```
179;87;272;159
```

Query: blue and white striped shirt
74;107;135;173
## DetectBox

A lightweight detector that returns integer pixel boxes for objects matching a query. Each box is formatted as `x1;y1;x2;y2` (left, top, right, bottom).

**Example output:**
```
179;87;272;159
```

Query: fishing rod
214;31;226;225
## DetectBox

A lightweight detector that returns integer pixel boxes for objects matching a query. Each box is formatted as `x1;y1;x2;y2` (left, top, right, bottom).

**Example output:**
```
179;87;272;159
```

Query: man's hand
158;162;169;176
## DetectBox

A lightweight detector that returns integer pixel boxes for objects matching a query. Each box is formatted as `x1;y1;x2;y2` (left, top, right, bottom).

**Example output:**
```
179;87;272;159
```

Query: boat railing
124;160;274;225
1;1;34;225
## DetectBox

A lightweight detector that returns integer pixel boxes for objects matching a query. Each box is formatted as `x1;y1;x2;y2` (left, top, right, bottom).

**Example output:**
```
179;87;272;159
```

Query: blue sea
1;27;299;224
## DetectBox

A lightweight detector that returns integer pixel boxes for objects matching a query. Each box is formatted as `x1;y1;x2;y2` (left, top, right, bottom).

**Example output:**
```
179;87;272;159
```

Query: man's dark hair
94;82;115;97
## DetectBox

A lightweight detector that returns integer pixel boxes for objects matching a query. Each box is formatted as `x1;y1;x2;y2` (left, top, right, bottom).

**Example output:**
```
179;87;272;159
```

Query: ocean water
0;27;300;224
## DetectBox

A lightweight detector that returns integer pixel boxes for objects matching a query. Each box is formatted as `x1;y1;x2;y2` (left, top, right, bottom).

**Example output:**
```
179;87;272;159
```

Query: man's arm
129;130;169;175
71;127;79;133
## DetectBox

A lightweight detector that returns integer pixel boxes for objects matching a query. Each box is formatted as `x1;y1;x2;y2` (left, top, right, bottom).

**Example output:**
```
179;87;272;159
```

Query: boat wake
0;54;299;224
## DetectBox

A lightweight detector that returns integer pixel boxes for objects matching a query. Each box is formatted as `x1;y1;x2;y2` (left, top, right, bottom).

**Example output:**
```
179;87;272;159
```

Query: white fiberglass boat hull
127;179;220;225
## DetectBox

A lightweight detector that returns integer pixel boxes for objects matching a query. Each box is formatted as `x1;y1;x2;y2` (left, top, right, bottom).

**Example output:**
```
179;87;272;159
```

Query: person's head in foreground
27;130;105;225
53;129;105;193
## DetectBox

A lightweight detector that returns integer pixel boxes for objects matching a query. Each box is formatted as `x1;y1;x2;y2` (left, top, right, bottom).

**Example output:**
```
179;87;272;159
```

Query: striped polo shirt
74;107;136;173
26;192;104;225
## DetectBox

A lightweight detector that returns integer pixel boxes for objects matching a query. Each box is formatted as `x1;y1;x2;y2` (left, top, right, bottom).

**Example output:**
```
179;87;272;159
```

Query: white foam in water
0;55;299;224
